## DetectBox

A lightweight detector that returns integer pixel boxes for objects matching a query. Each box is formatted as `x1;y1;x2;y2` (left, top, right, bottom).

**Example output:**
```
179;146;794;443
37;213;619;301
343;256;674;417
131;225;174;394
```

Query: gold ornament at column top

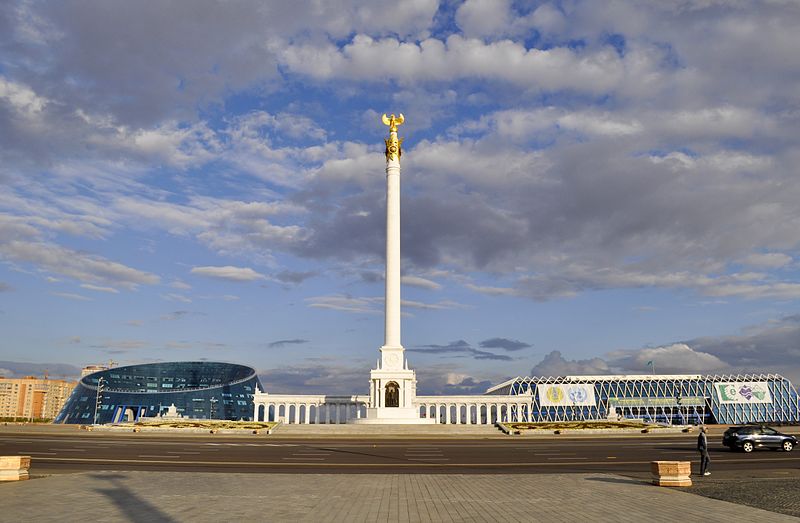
382;113;404;162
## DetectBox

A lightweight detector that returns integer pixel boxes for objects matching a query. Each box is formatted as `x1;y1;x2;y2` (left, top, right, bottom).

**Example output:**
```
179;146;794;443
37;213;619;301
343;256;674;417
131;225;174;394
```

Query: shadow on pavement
89;473;176;523
585;475;650;486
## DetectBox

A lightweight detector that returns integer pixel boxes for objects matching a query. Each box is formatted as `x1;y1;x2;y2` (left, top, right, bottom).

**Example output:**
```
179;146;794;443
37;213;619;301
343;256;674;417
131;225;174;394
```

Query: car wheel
742;441;754;453
782;441;794;452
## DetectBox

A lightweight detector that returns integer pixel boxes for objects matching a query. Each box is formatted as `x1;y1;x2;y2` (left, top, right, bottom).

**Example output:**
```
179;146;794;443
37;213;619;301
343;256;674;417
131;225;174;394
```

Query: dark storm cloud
437;376;494;395
4;2;421;128
358;271;383;284
288;127;800;303
4;0;799;307
258;358;501;396
408;340;513;361
293;188;385;262
268;339;310;348
689;315;800;370
479;337;531;351
274;271;317;285
416;374;495;396
601;315;800;381
258;360;367;395
160;311;190;321
530;350;611;377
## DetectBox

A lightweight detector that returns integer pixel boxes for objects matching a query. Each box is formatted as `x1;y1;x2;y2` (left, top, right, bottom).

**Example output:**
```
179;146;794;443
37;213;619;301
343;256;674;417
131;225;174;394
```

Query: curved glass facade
487;374;799;425
55;362;262;424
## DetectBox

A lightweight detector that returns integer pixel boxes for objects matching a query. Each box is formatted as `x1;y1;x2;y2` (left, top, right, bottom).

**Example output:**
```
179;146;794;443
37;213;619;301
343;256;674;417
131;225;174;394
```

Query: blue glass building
55;362;262;424
487;374;799;425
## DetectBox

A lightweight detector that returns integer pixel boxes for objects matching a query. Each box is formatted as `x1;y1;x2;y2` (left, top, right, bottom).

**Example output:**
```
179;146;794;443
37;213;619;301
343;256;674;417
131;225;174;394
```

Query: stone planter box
650;461;692;487
0;456;31;481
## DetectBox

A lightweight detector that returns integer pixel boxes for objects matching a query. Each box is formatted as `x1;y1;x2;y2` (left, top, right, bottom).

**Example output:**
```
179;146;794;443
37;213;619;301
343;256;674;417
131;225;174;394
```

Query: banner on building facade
715;382;772;404
538;384;596;407
608;396;706;408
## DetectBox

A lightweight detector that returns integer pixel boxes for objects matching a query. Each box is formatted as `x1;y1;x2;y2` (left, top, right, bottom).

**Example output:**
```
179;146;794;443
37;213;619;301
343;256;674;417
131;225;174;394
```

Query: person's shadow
89;473;177;523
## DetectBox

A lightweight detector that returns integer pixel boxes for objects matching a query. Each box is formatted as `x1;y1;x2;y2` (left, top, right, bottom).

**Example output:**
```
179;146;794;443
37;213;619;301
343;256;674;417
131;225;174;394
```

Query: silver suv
722;425;797;453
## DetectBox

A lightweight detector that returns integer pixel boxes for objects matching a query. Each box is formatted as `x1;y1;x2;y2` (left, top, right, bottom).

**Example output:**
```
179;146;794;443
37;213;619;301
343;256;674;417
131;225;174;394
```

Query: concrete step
271;423;503;437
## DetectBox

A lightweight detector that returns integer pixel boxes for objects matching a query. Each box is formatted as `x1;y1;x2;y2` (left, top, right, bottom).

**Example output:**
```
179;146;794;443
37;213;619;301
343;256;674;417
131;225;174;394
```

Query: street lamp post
93;377;105;425
209;397;218;420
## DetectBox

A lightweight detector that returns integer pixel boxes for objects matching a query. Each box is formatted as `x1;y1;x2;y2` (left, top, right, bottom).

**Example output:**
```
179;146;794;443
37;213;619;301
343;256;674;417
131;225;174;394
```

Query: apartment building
0;376;76;420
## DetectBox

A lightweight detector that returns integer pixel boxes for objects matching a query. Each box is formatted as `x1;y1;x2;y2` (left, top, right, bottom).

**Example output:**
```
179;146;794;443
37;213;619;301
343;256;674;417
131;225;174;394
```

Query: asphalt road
2;426;799;478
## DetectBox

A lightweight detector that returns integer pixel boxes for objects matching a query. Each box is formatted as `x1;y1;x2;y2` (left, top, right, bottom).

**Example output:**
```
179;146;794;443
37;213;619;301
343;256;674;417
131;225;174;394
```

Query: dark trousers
699;450;710;474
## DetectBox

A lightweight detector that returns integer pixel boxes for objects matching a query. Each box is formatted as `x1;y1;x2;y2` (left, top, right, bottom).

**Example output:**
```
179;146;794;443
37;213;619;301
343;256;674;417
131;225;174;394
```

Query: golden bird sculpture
382;113;405;132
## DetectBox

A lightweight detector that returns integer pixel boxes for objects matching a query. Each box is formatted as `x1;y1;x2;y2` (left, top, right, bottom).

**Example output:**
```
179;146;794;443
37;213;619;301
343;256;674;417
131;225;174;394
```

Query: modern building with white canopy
486;373;799;425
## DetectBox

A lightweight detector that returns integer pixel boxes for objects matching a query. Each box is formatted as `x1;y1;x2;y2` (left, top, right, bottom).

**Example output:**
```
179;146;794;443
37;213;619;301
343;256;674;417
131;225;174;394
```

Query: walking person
697;426;711;476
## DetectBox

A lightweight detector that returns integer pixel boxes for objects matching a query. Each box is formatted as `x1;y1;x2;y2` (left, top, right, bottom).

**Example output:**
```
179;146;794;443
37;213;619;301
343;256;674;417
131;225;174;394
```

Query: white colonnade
252;393;368;424
415;396;529;424
254;391;530;425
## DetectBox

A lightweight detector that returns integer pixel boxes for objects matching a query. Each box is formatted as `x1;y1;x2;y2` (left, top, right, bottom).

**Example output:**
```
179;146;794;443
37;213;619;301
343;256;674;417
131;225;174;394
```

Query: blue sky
2;1;800;393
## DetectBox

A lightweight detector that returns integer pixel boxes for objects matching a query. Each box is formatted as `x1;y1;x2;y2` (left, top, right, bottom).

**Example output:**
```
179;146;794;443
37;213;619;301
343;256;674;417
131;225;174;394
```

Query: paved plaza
2;471;797;522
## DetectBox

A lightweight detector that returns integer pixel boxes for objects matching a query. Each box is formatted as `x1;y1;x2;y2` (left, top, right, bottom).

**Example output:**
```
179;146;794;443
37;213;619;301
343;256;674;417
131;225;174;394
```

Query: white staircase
270;423;501;437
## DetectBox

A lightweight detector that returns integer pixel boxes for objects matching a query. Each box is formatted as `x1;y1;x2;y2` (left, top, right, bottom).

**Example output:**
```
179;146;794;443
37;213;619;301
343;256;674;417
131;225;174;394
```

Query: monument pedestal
350;346;435;424
354;408;435;424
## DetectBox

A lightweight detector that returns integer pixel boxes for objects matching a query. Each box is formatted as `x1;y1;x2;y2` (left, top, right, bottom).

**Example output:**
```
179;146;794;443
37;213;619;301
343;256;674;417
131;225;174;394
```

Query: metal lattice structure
485;374;799;425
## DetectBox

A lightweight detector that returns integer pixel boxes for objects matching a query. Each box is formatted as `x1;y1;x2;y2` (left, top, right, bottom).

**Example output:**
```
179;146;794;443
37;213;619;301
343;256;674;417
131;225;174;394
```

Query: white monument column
384;121;402;349
352;113;433;424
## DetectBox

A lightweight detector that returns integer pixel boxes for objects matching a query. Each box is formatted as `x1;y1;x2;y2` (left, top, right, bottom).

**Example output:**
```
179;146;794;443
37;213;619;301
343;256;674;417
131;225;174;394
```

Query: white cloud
2;1;800;383
190;265;266;282
1;238;159;289
305;295;382;314
51;292;91;301
463;283;516;296
114;195;307;257
280;35;625;93
530;3;566;35
531;351;611;376
161;293;192;304
402;275;442;290
0;77;48;116
740;253;792;269
455;0;512;38
609;343;727;374
401;299;465;310
80;284;120;294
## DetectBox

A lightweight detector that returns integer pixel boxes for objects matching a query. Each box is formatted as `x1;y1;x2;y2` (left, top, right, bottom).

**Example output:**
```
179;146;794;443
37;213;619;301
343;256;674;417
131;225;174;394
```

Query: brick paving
686;477;800;519
2;471;797;522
